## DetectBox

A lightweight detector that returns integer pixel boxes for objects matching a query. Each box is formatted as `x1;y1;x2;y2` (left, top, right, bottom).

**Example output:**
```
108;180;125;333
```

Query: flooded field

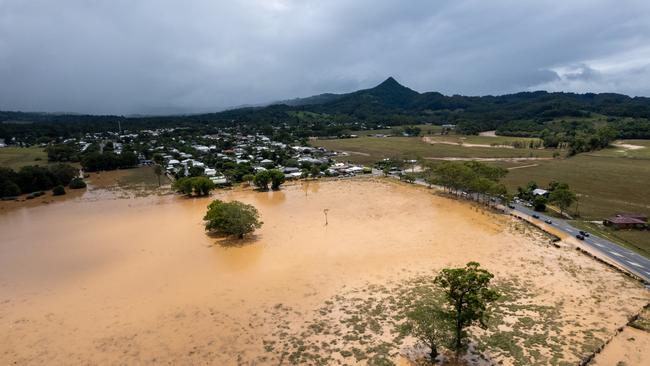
1;178;648;365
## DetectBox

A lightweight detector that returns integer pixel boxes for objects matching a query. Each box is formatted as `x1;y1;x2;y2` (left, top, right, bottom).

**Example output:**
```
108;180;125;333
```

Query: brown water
0;178;647;365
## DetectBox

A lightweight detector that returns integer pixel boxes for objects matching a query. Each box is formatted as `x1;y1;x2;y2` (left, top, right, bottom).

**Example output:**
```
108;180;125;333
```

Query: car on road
508;203;516;209
544;219;552;224
579;230;590;237
576;234;585;240
532;214;540;219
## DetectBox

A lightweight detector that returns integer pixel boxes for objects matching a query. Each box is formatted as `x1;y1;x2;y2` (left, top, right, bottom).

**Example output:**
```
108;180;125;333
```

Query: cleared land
0;146;49;169
1;179;647;365
313;136;557;164
502;153;650;257
502;154;650;220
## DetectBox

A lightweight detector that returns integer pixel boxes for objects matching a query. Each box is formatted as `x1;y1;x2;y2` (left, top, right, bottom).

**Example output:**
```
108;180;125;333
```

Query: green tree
548;184;576;216
268;169;285;190
310;164;321;178
242;174;255;185
173;177;215;196
401;298;453;362
203;200;263;239
188;165;205;177
153;153;164;166
434;262;499;352
253;170;271;190
533;195;547;211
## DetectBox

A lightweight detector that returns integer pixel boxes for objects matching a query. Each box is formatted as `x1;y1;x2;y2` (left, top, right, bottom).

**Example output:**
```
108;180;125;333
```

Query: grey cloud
1;0;650;114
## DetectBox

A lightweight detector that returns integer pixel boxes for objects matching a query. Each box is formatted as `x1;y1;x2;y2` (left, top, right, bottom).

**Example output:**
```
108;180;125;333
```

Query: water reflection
301;180;320;196
252;190;286;206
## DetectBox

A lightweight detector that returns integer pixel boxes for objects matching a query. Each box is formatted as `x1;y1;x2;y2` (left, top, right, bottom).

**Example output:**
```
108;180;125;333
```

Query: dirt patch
479;131;498;137
507;164;539;170
422;136;514;149
0;179;647;365
612;142;646;150
425;157;552;162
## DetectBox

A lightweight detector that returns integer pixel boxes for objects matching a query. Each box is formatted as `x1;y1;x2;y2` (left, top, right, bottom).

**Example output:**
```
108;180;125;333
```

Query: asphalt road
511;203;650;284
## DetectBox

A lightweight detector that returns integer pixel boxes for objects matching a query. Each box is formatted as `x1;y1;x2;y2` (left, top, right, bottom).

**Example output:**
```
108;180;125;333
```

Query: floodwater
0;178;648;365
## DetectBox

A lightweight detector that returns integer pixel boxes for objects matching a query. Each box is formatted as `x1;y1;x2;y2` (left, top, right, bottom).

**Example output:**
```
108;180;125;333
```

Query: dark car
532;214;540;219
544;219;552;224
579;230;590;237
507;203;516;209
576;234;585;240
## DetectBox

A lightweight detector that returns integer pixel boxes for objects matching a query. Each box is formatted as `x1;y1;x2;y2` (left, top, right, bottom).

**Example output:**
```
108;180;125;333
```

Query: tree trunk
455;302;463;352
429;344;438;363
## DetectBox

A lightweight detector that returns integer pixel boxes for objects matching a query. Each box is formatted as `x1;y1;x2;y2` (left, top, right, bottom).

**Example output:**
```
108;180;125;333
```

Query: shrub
0;180;21;198
52;185;66;196
69;177;87;189
172;176;215;196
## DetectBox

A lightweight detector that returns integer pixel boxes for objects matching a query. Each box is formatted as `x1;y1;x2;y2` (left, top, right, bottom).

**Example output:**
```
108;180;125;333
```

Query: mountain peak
368;77;419;98
377;76;401;88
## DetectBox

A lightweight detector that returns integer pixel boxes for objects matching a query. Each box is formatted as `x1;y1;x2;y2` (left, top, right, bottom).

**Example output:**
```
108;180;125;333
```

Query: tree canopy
203;200;263;239
434;262;499;352
172;176;215;196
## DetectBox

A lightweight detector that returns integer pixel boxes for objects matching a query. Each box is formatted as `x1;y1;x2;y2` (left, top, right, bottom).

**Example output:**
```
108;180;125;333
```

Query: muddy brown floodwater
0;178;648;365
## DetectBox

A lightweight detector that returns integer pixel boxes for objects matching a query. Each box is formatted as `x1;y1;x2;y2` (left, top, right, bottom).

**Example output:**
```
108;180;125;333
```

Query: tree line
0;163;85;198
424;161;509;205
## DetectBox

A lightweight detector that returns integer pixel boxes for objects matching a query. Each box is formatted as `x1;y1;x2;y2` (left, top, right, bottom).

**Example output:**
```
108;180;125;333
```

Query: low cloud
1;0;649;114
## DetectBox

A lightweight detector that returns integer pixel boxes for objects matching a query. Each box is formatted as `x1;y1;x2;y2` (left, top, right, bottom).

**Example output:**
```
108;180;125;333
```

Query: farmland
313;136;557;164
0;146;49;169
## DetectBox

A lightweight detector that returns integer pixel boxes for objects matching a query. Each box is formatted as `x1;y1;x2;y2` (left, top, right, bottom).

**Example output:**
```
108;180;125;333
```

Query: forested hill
2;77;650;142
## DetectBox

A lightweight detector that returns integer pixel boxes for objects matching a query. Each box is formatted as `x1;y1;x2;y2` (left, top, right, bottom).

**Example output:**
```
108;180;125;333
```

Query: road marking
609;251;624;257
566;228;573;233
593;243;604;247
626;260;643;268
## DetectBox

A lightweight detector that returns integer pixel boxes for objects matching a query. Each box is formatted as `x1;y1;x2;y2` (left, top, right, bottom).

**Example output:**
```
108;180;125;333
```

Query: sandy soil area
424;157;552;162
422;136;514;149
0;178;647;365
612;142;646;150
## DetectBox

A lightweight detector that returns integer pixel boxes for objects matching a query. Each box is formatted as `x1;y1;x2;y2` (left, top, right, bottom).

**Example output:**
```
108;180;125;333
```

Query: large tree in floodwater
203;200;262;239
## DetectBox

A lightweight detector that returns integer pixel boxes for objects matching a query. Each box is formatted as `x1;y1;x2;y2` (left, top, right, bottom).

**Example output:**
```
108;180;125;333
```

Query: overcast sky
1;0;650;115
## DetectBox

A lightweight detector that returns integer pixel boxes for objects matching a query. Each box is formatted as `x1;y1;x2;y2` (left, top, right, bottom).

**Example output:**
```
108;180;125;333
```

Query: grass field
0;147;49;169
584;139;650;159
502;154;650;220
425;134;542;146
313;136;558;164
